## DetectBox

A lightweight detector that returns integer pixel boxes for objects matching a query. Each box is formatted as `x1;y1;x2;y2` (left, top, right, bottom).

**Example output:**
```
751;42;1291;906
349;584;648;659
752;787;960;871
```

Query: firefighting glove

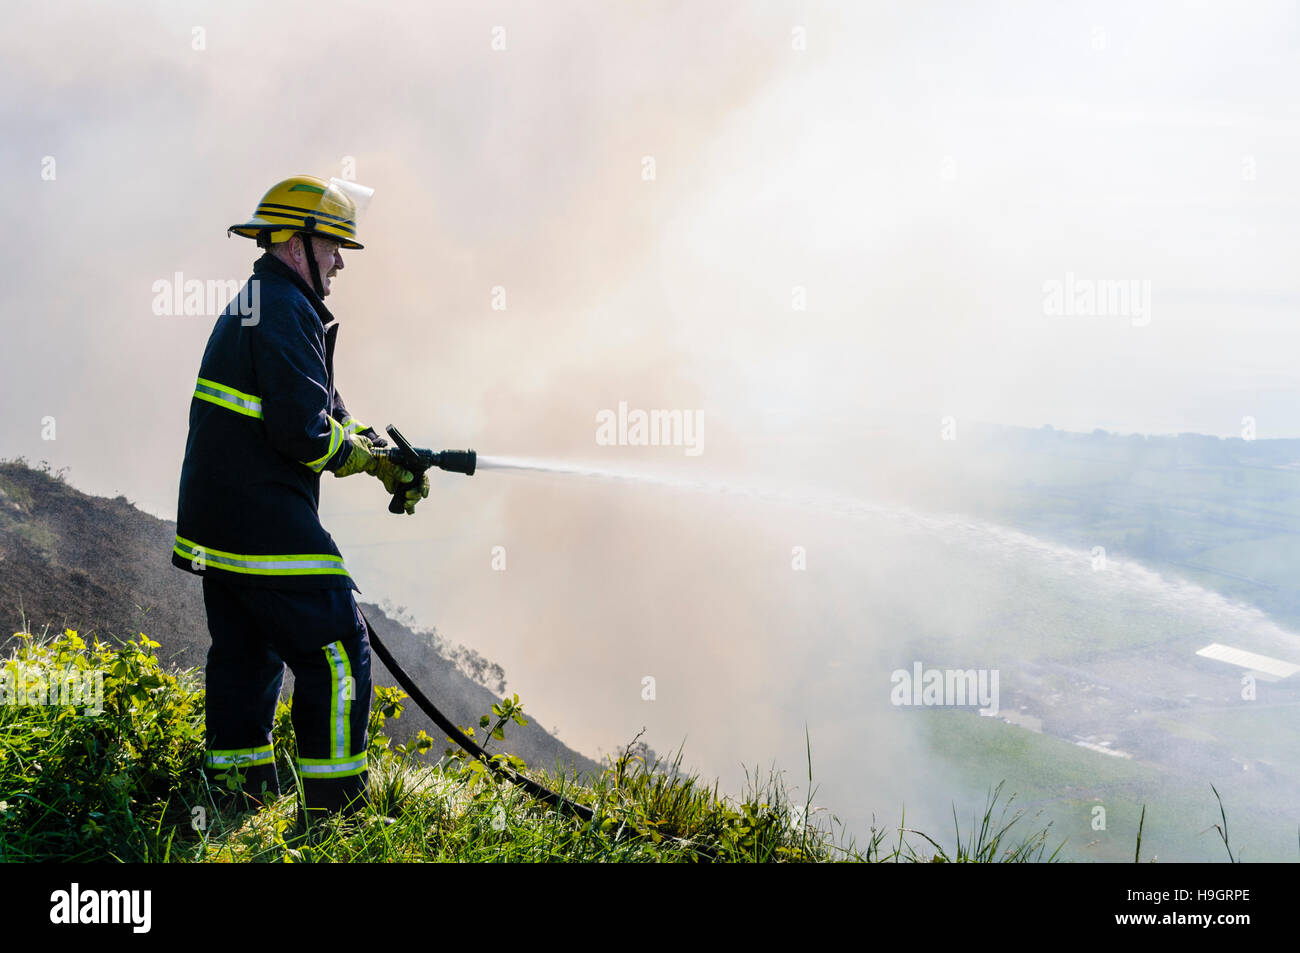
334;435;429;513
371;446;431;514
334;433;385;479
330;436;416;512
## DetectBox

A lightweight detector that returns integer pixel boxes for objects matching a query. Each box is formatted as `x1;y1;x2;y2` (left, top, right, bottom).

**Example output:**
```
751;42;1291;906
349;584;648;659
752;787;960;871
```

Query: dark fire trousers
201;575;372;816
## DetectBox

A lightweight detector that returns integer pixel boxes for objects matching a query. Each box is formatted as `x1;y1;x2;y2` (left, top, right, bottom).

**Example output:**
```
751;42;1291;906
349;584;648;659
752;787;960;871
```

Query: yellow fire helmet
228;175;374;250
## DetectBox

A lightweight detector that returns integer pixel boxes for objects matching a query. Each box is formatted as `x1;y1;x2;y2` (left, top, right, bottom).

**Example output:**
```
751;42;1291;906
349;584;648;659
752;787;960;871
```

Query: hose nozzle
432;449;476;476
382;425;476;513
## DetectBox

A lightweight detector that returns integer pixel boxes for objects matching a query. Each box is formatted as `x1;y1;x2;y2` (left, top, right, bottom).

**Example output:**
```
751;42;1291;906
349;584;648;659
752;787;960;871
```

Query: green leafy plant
0;627;206;861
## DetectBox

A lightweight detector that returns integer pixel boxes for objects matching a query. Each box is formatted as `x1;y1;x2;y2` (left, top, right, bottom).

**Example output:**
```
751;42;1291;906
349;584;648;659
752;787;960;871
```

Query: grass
0;624;1265;863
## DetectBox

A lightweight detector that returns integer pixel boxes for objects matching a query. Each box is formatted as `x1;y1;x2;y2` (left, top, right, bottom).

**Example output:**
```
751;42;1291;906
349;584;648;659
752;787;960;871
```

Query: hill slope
0;459;599;779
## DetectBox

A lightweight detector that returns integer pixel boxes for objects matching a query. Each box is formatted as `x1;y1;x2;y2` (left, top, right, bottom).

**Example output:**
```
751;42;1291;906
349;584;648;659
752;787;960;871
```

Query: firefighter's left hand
399;473;431;515
368;448;412;495
368;448;429;514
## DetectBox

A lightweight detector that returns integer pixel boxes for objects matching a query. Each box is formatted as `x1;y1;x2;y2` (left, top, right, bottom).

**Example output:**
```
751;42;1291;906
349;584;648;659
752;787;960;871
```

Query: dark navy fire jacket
171;252;382;591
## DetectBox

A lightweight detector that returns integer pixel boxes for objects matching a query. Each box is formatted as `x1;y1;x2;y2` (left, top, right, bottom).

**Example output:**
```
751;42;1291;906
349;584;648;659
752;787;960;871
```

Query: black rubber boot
304;774;368;815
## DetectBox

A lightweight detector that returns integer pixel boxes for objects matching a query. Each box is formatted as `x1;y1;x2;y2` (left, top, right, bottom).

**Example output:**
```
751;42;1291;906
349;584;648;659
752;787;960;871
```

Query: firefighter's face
289;234;344;295
316;237;344;295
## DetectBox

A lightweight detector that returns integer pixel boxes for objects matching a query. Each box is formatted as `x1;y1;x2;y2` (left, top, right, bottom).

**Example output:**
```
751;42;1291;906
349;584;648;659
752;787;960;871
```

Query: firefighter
171;175;427;829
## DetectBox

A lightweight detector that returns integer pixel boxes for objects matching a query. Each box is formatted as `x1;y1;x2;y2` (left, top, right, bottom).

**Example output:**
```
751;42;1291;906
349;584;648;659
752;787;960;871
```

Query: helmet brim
228;220;364;250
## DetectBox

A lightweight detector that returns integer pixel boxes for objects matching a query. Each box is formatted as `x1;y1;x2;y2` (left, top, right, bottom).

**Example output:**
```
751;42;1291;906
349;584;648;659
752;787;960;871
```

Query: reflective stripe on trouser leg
287;605;371;814
297;640;365;778
205;745;274;768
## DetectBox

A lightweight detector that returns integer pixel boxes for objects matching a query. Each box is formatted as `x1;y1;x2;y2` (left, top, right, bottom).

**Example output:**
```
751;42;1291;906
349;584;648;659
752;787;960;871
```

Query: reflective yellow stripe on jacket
194;377;263;418
173;535;351;578
192;376;346;473
302;416;346;472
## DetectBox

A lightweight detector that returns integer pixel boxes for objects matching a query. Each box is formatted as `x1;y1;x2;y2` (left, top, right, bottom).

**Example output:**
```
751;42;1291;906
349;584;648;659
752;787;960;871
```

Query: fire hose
360;607;594;823
365;425;720;858
361;426;593;821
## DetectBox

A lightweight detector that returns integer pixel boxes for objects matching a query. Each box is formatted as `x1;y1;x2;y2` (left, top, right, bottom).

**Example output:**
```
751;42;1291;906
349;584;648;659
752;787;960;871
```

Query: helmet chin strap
300;217;326;298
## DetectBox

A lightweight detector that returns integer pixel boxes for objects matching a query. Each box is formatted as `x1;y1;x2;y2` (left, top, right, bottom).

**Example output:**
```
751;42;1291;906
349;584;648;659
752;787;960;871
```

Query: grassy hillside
0;459;598;778
0;627;1059;862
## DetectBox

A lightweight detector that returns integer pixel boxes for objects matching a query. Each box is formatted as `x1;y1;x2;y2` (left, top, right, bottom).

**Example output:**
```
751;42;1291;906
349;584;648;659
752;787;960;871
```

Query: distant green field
1156;706;1300;769
1189;535;1300;587
903;437;1300;862
917;708;1299;863
949;440;1300;632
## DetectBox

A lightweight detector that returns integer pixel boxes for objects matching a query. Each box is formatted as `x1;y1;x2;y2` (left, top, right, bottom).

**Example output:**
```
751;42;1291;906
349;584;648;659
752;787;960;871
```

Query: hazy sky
3;1;1300;826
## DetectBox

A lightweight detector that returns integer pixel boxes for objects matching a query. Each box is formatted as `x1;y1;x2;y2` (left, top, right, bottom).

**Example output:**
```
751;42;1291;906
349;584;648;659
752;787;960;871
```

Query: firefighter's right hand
334;434;414;490
334;433;377;478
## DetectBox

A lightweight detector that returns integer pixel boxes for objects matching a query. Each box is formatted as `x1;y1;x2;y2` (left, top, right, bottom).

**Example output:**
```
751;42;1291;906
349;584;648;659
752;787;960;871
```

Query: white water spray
476;455;1300;656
